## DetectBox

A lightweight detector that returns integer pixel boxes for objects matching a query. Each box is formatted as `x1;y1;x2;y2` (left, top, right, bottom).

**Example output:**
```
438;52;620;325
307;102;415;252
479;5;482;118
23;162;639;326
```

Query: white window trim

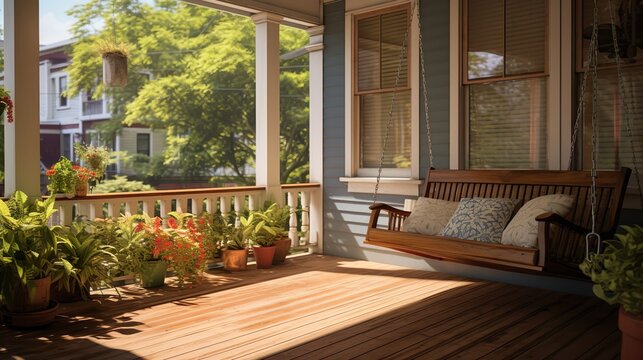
449;0;572;170
343;0;420;196
55;74;71;110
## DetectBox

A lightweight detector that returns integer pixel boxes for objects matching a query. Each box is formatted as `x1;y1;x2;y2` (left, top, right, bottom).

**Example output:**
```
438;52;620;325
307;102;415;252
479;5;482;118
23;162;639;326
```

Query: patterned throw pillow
501;194;574;248
403;198;460;235
439;197;520;243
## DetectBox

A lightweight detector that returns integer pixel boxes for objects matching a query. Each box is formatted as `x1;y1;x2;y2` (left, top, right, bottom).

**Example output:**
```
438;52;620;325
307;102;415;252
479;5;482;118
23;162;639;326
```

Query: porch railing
51;183;321;252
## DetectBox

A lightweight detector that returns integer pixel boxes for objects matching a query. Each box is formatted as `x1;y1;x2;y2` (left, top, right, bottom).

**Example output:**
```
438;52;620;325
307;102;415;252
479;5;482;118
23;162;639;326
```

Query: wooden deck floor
1;255;619;360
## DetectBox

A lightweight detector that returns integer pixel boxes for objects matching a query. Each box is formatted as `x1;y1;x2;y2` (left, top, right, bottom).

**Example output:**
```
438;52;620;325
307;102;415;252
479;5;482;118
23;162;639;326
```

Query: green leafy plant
93;175;154;193
580;225;643;314
197;211;236;257
52;219;117;300
96;38;130;57
0;192;59;305
46;156;78;195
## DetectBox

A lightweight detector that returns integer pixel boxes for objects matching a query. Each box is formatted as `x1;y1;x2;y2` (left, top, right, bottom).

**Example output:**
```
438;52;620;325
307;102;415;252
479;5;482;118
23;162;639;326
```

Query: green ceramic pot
140;260;167;288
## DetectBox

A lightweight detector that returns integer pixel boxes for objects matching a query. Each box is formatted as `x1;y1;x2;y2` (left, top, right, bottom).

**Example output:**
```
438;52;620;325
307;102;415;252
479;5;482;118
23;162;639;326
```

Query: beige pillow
403;198;460;235
501;194;575;248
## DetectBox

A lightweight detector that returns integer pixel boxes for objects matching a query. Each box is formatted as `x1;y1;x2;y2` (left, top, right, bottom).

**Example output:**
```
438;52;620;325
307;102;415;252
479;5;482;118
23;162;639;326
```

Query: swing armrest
368;203;411;231
535;212;592;235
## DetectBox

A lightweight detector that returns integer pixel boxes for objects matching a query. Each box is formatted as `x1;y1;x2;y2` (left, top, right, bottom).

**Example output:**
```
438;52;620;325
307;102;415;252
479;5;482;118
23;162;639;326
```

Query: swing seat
365;168;631;276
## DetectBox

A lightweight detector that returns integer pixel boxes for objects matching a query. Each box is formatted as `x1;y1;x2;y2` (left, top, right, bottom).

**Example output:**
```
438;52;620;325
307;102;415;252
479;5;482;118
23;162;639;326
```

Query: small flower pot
223;248;248;271
75;181;89;197
619;307;643;360
4;276;52;313
140;260;167;288
103;52;128;87
272;237;291;265
253;246;276;269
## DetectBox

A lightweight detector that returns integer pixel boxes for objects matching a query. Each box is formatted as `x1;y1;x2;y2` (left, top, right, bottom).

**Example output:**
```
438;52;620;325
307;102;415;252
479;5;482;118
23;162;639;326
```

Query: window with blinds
355;5;411;170
464;0;548;169
577;0;643;172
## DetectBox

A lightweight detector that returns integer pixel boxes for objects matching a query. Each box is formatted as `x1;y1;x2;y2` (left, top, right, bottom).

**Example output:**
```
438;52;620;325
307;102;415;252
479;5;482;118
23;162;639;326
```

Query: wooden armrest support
368;203;411;230
535;212;592;235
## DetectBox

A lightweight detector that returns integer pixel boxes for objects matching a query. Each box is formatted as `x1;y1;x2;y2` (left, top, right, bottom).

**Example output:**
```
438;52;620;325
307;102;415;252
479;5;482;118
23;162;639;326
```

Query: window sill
339;177;422;196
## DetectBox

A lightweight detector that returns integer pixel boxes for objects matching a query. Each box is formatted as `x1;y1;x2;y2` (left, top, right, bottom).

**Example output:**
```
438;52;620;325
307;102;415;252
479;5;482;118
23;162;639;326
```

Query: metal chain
607;0;643;210
373;0;417;203
417;1;434;171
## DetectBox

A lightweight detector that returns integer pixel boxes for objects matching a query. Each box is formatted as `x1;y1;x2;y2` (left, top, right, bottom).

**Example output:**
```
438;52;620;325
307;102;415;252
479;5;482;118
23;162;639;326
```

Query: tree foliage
66;0;309;185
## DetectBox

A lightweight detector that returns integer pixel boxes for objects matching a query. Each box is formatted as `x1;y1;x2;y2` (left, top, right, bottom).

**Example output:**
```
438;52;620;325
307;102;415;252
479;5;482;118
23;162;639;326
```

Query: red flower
167;217;178;229
1;96;14;123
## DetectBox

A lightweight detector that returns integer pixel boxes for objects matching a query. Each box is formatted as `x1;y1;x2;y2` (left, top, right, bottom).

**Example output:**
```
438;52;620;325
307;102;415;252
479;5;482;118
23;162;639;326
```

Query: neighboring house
37;39;166;175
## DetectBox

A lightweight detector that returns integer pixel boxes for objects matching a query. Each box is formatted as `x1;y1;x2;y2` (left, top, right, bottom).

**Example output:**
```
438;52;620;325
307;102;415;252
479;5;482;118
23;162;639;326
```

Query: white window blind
355;6;411;170
464;0;548;169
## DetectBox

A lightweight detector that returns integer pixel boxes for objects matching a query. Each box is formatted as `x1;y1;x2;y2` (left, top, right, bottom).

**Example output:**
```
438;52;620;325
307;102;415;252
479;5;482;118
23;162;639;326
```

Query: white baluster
159;199;171;218
107;202;119;218
143;200;156;217
221;196;231;219
60;202;75;226
287;191;299;247
125;200;138;215
176;197;187;214
204;197;213;213
301;190;311;246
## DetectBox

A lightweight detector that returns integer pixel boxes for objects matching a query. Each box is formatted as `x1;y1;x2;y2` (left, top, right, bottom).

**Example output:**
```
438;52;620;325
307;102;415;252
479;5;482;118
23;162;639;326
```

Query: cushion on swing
501;194;575;248
402;198;460;235
439;197;520;243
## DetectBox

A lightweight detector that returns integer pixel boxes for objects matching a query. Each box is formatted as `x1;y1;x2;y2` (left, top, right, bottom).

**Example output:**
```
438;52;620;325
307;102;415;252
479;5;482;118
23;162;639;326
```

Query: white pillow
501;194;575;248
403;198;460;235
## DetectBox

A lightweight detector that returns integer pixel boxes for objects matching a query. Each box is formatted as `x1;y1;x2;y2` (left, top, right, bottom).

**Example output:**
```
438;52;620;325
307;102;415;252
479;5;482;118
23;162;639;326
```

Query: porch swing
364;0;640;277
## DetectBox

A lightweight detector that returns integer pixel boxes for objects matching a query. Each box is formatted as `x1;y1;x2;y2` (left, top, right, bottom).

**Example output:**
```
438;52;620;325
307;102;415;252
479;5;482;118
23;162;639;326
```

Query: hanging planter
98;40;129;88
0;87;14;123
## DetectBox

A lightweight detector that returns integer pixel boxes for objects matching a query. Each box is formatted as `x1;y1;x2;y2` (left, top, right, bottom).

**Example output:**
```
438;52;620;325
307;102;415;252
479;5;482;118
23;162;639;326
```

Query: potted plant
46;156;77;197
0;87;14;123
580;225;643;360
262;203;292;265
0;192;60;328
97;39;129;87
222;227;248;272
74;143;112;182
242;212;279;269
51;219;117;302
72;165;97;197
161;212;207;287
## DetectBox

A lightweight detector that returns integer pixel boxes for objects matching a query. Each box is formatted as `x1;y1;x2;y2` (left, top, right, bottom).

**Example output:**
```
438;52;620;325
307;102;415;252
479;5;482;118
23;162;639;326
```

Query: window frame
343;0;420;195
136;132;152;157
56;75;70;109
450;0;567;170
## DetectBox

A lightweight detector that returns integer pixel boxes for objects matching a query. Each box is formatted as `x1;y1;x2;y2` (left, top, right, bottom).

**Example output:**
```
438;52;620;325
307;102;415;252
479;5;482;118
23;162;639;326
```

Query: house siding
321;0;590;295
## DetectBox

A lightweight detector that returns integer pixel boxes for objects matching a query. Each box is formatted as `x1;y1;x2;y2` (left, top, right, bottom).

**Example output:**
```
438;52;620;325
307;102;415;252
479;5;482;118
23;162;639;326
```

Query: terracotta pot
619;307;643;360
103;52;128;87
140;260;167;288
1;300;58;329
4;276;52;313
272;237;291;265
253;246;276;269
223;248;248;271
51;283;90;303
75;181;89;197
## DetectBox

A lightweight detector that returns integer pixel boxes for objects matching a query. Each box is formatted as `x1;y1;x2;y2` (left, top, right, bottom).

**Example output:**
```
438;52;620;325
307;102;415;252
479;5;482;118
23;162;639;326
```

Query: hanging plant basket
102;52;128;88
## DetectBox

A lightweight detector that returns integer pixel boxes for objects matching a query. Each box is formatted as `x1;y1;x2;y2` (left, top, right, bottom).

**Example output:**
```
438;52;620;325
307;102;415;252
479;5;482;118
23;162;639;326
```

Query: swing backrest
422;168;631;264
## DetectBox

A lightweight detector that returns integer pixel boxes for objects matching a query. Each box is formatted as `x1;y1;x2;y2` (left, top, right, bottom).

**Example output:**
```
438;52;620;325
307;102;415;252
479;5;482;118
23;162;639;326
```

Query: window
576;0;643;172
62;134;72;159
137;133;151;156
58;76;68;108
463;0;548;169
354;4;412;175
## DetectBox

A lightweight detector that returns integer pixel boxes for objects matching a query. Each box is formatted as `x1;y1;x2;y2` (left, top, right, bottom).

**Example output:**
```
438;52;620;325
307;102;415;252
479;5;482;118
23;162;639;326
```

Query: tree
66;0;309;185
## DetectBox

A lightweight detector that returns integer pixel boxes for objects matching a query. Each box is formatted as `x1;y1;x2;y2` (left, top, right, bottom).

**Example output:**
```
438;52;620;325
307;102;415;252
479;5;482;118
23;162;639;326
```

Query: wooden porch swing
364;0;641;277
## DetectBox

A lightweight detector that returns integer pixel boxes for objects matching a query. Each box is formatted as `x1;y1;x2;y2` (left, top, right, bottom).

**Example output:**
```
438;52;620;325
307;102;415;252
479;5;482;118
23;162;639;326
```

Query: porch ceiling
182;0;323;28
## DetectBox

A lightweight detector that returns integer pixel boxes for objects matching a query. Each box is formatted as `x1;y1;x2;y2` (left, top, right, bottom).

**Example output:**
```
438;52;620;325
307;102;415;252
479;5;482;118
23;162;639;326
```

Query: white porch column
306;26;324;254
4;0;41;196
252;12;283;204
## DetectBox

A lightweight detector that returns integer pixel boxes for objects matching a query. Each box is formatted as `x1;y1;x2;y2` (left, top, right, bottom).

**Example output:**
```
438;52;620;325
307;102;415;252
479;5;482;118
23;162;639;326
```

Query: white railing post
301;190;311;246
287;191;299;247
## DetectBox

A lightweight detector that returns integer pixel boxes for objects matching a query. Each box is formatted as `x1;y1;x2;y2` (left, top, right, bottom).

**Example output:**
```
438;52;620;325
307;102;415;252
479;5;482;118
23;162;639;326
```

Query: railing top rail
281;183;321;190
51;185;267;202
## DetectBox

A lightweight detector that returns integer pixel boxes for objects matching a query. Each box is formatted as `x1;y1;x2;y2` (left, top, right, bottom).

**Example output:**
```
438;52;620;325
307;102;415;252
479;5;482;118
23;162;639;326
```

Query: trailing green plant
46;156;78;195
0;192;59;305
96;38;130;57
52;218;117;300
197;211;235;258
580;225;643;314
74;143;113;180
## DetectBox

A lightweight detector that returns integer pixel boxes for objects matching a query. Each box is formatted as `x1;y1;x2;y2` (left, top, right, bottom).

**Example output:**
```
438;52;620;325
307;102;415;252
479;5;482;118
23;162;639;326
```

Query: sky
0;0;152;45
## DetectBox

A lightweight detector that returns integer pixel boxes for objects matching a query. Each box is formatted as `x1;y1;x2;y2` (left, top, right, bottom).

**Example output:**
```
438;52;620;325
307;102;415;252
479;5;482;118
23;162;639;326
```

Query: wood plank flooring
0;255;619;359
